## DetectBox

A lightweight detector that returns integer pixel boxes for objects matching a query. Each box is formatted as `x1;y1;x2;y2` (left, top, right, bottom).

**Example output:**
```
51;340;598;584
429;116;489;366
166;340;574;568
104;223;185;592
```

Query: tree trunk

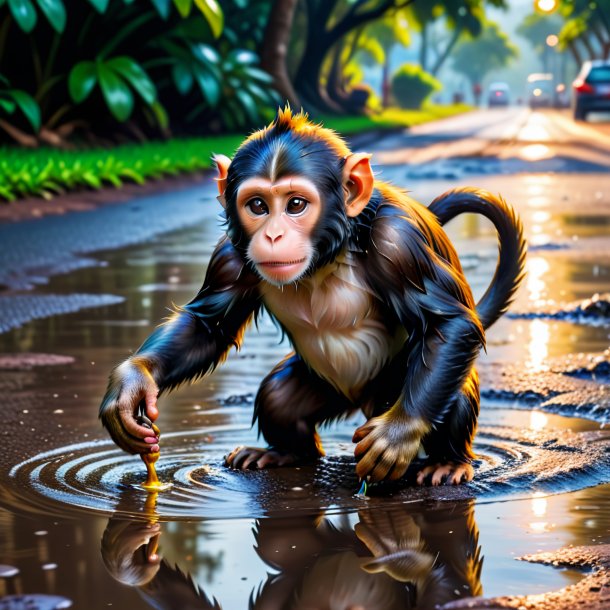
419;23;428;71
382;57;391;107
259;0;301;108
431;26;461;76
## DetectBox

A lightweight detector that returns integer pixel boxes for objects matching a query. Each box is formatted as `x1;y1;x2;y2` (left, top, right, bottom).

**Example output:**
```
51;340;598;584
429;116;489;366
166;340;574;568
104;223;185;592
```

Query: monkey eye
286;197;308;216
245;198;269;216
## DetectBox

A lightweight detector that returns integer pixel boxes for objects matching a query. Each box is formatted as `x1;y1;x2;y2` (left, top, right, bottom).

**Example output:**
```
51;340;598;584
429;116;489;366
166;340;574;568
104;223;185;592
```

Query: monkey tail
428;187;527;330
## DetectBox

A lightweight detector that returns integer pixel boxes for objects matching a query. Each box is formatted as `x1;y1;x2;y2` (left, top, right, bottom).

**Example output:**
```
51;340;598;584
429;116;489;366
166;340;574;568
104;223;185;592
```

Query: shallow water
1;172;610;608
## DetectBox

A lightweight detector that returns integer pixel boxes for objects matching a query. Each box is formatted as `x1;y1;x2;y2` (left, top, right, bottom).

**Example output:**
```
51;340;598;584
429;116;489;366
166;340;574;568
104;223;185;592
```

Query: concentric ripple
7;411;610;520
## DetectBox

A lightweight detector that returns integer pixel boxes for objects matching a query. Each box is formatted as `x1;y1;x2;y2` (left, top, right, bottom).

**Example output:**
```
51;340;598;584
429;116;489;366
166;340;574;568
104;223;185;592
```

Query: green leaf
150;0;170;18
107;56;156;105
37;0;66;32
8;0;37;33
227;49;258;66
172;63;194;95
0;98;16;113
241;66;274;84
150;100;169;129
234;89;259;123
193;67;220;106
86;0;109;12
193;0;223;38
172;0;191;17
9;89;41;131
68;61;97;103
97;63;134;122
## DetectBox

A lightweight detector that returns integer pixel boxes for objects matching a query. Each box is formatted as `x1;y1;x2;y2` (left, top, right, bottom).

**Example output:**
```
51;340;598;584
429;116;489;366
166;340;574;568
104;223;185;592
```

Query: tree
451;21;518;89
294;0;418;111
259;0;301;108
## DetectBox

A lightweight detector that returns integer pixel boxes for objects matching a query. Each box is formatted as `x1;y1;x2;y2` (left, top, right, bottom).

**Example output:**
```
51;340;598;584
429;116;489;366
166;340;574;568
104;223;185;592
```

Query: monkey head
214;108;374;285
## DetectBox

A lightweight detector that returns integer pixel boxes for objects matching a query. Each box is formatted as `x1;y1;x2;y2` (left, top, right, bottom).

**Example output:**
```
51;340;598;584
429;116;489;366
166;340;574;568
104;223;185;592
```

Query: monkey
99;107;526;485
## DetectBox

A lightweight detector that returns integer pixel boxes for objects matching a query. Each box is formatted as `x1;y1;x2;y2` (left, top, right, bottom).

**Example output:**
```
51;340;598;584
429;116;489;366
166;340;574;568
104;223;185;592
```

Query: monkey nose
266;229;284;243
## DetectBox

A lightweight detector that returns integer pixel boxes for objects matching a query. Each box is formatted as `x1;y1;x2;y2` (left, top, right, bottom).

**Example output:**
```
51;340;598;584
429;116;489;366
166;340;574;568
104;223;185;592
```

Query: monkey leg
417;371;479;486
226;353;353;470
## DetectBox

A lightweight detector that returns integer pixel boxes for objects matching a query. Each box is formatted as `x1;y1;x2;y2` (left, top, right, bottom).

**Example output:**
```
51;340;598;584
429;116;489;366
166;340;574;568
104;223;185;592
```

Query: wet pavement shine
1;110;610;609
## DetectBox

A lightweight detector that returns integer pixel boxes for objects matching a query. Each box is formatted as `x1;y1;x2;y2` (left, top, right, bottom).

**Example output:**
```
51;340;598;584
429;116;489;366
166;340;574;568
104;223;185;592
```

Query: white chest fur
260;251;407;400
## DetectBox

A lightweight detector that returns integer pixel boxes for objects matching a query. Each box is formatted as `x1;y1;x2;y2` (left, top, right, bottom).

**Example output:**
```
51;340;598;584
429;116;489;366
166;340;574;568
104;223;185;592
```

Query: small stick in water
137;403;168;491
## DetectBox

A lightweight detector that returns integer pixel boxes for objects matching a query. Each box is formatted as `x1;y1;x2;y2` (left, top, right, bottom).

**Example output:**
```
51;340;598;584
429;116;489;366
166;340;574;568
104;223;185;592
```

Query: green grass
321;103;474;134
0;135;244;202
0;104;472;202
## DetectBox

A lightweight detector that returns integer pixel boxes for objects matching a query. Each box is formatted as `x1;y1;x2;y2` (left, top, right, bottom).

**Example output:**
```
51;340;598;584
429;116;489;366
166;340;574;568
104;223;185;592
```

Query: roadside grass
0;104;472;202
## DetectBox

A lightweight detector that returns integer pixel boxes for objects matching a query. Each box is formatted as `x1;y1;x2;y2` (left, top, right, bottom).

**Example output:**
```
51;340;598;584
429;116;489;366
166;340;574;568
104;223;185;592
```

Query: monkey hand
353;411;430;482
101;520;162;586
99;360;160;455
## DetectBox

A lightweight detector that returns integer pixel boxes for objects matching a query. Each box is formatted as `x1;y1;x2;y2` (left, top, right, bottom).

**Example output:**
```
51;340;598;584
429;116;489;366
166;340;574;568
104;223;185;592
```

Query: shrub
391;64;442;110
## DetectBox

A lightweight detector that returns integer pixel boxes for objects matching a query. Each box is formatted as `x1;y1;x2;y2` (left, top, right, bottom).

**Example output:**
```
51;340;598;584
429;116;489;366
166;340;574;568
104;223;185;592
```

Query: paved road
359;107;610;176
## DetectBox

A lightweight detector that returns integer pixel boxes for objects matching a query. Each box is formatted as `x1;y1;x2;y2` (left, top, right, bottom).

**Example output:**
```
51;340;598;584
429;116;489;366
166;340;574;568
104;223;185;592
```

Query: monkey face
236;175;322;285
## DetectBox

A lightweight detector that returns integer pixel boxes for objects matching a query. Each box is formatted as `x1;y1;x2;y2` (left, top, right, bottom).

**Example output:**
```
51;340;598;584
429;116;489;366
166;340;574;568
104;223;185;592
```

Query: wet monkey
99;108;526;485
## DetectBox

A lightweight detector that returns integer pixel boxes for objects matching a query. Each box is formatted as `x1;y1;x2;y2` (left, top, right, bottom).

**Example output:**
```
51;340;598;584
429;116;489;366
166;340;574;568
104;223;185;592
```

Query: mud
508;292;610;326
444;544;610;610
480;351;610;423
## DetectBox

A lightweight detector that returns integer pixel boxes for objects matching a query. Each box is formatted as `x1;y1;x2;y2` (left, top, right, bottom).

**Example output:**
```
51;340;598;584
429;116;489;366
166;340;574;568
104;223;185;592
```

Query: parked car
572;60;610;121
488;82;510;107
527;73;554;108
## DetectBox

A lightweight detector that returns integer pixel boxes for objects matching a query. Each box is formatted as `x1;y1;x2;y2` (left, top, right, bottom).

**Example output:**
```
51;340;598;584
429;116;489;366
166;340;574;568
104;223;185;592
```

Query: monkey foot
416;462;473;486
225;446;298;470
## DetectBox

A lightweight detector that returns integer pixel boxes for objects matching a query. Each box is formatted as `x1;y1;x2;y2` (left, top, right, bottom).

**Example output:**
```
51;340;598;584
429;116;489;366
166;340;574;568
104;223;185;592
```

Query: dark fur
100;110;526;478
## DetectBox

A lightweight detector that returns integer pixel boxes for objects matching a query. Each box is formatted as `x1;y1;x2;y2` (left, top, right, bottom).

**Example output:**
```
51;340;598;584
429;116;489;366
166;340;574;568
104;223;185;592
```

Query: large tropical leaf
107;57;156;105
86;0;109;12
97;63;134;122
9;89;41;130
172;63;194;95
37;0;66;32
7;0;37;32
150;0;170;19
193;0;223;38
173;0;191;17
68;61;97;103
193;67;220;106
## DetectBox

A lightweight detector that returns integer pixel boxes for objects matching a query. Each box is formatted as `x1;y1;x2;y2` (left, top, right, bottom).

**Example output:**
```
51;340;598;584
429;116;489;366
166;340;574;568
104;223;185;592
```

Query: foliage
451;21;519;85
0;134;243;201
0;0;278;143
0;75;40;131
516;12;563;54
321;103;473;133
391;64;442;109
0;103;474;202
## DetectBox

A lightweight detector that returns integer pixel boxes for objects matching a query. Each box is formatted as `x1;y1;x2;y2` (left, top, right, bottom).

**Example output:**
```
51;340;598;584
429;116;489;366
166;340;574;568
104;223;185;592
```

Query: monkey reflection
101;501;482;610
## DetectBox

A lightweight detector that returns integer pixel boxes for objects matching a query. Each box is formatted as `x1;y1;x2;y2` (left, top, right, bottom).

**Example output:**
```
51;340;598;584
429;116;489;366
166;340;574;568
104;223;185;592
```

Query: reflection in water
519;144;553;162
101;496;482;610
526;256;550;305
529;492;549;533
526;319;550;373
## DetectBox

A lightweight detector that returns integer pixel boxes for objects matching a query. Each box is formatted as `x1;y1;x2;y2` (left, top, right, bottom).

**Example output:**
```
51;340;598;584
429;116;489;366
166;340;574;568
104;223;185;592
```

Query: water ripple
7;413;610;520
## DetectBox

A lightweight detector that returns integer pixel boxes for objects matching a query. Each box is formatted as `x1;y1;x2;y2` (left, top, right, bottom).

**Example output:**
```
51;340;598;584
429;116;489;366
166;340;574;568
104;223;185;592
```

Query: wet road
1;107;610;609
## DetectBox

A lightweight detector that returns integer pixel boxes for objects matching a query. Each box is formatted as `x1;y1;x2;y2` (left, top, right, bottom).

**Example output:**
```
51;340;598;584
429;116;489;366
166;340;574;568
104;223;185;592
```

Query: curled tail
428;187;527;330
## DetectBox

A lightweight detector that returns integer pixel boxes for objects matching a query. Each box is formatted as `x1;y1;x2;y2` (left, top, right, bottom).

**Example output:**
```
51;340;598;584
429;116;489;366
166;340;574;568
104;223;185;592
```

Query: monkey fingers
416;462;474;486
225;446;296;470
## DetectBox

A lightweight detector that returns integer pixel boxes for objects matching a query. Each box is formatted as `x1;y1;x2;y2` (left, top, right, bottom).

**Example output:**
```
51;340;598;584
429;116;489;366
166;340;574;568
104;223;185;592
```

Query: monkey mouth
258;258;307;268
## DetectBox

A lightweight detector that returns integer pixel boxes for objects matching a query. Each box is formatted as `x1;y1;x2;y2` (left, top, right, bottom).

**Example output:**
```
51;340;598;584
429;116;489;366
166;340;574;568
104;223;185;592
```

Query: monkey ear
342;153;374;217
213;154;231;208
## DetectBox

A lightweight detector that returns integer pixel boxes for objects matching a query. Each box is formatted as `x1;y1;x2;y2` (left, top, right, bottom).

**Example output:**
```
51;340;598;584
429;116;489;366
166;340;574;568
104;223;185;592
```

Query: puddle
1;172;610;608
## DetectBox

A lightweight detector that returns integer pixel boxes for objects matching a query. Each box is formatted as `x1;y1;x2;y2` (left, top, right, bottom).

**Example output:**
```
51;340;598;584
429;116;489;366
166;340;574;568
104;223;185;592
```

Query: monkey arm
99;238;261;454
354;207;485;481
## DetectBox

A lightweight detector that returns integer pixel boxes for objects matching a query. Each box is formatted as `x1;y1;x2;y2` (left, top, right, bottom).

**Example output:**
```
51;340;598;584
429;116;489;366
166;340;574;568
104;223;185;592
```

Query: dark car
488;82;510;107
572;60;610;121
